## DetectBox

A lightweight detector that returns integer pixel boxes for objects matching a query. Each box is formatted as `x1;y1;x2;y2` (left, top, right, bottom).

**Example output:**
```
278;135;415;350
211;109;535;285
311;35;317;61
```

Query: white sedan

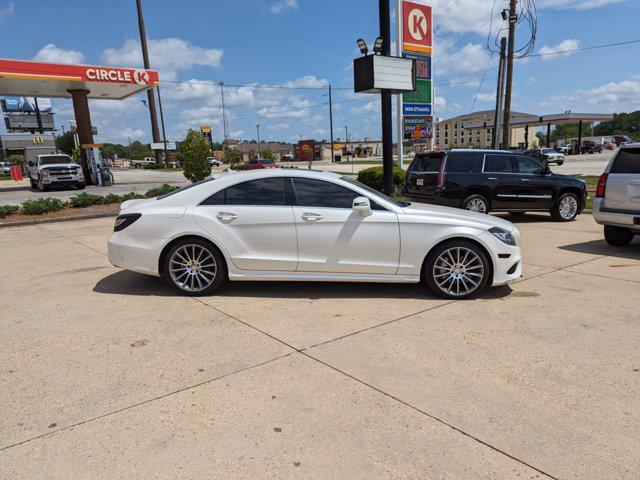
108;169;522;299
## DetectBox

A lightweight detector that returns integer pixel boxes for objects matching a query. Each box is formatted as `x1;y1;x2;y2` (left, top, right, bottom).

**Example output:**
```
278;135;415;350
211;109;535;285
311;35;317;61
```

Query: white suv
593;143;640;245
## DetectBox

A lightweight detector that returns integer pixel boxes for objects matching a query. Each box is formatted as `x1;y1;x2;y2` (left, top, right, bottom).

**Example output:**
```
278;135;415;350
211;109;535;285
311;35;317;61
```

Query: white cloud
268;0;298;14
266;123;291;131
538;77;640;112
537;0;624;9
525;75;538;86
537;39;581;60
258;97;311;119
475;92;496;104
101;37;223;81
229;129;245;139
280;75;328;89
33;44;85;64
0;1;14;21
439;42;493;75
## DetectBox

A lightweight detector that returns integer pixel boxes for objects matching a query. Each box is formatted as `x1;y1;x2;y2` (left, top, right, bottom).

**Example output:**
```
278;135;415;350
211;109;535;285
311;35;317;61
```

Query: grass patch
571;175;600;189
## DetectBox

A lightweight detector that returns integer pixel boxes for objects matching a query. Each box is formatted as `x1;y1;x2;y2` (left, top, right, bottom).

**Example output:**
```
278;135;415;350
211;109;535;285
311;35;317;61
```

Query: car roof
449;149;512;154
619;142;640;149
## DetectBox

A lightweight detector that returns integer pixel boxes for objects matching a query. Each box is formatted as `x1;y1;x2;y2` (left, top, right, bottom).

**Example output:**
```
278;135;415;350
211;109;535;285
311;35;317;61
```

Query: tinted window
484;154;514;173
293;178;360;209
611;148;640;174
409;154;444;172
161;176;218;200
515;156;543;174
202;178;285;206
445;152;482;173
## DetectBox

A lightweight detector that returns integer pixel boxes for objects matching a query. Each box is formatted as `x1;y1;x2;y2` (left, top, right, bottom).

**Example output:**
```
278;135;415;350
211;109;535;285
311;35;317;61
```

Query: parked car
207;157;221;167
281;154;294;162
558;145;572;155
404;149;587;222
0;161;13;174
531;147;565;165
580;143;603;154
244;158;280;169
108;169;522;299
604;143;616;150
132;157;156;169
593;143;640;246
26;154;85;191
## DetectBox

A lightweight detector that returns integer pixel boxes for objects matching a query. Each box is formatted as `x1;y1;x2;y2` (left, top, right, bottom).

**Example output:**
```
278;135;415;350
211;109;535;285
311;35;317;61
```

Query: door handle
301;212;323;222
521;178;530;182
216;212;237;223
488;177;498;181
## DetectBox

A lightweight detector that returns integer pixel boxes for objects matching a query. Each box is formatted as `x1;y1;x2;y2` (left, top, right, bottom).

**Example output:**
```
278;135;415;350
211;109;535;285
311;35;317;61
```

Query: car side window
201;178;285;206
610;148;640;174
515;156;543;174
408;155;443;172
483;154;514;173
292;177;383;210
445;152;482;173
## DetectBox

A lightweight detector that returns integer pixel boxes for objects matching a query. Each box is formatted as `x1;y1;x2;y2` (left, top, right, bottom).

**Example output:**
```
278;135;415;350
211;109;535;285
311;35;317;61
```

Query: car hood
401;202;517;232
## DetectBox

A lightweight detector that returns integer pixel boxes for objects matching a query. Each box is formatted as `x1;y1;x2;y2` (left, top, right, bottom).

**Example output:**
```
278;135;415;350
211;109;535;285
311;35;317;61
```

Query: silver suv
593;143;640;245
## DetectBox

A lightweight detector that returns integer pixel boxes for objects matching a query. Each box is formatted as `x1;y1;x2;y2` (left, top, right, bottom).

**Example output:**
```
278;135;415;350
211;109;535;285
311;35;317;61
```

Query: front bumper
477;230;523;286
42;174;84;186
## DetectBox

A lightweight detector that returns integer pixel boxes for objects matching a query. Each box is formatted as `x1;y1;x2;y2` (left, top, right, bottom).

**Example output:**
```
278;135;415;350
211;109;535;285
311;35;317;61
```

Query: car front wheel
424;240;491;299
604;226;634;246
551;192;579;221
462;194;490;214
162;238;226;295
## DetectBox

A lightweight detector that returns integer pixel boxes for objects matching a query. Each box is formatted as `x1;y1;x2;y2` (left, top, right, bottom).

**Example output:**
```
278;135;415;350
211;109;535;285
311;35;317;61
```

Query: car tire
134;163;141;169
557;161;564;166
551;192;579;222
37;177;49;192
76;183;86;190
30;179;37;189
424;240;491;299
161;238;226;296
603;226;634;246
461;194;490;214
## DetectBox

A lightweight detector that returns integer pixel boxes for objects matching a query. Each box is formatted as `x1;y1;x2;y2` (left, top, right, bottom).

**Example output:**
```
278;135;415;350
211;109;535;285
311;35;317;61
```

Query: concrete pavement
1;213;639;478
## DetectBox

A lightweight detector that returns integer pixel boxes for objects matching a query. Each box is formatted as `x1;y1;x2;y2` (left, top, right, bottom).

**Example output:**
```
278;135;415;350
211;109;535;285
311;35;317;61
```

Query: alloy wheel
169;244;217;293
432;247;484;297
466;198;487;213
558;195;578;220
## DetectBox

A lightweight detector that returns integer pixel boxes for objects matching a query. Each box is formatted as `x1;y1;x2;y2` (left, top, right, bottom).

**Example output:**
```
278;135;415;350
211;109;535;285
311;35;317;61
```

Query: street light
356;38;368;56
372;36;384;54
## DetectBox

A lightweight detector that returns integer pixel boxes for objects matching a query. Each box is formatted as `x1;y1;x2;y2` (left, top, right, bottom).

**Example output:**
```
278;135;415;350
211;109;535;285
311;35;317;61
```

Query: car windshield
541;148;555;154
259;160;275;164
157;176;218;199
41;156;75;165
340;176;409;207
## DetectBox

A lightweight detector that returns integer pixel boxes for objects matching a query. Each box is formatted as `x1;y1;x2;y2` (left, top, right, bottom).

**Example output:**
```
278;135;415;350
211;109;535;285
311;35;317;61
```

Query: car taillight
595;173;608;198
114;213;142;232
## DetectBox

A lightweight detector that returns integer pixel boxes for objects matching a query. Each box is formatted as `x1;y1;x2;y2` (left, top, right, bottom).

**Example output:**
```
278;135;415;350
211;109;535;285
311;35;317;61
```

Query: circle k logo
133;69;150;85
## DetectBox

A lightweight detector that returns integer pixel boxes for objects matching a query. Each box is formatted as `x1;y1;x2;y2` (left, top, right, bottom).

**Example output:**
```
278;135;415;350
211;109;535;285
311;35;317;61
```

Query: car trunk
405;152;445;199
605;147;640;212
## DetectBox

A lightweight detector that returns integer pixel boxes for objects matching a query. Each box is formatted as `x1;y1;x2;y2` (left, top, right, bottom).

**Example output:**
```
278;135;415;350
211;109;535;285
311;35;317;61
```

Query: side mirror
352;196;372;216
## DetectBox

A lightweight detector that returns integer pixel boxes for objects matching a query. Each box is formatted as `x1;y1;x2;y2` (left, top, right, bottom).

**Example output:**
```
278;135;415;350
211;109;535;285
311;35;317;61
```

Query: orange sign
402;1;432;54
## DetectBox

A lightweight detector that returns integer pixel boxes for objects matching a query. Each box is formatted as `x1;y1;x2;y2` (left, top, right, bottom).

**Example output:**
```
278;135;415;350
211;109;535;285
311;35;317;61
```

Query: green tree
211;141;223;151
261;149;276;160
7;154;25;166
222;148;242;165
180;129;212;182
102;143;130;159
594;111;640;138
130;141;153;160
55;131;76;155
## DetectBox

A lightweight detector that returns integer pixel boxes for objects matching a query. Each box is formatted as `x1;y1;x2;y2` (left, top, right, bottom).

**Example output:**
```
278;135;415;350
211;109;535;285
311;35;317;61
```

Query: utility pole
256;123;261;157
501;0;517;149
344;125;349;161
379;0;394;195
493;37;507;149
135;0;161;156
156;85;169;163
328;84;334;162
219;82;229;143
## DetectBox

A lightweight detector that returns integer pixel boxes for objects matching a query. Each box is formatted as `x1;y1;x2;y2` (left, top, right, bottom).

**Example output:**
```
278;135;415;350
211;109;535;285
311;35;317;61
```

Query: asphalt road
0;151;614;205
1;214;639;478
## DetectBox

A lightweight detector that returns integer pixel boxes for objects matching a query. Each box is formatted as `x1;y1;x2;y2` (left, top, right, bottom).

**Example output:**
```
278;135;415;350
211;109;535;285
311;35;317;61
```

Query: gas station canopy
463;112;614;130
0;58;159;99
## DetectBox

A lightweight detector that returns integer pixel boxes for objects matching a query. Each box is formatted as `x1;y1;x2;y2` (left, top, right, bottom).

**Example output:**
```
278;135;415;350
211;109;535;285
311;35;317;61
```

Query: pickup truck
27;154;85;192
131;157;156;169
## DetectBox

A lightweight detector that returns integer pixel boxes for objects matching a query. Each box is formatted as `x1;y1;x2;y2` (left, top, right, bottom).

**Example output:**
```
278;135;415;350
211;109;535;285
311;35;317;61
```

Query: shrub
22;198;65;215
145;183;180;198
180;129;211;183
70;192;105;208
144;162;166;170
103;193;124;204
7;154;25;166
222;148;242;165
119;192;144;201
357;166;405;193
0;204;19;218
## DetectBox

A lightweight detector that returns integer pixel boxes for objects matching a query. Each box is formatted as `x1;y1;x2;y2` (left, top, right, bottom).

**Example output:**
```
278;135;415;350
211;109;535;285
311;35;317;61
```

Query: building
0;132;56;162
222;139;293;161
434;110;538;150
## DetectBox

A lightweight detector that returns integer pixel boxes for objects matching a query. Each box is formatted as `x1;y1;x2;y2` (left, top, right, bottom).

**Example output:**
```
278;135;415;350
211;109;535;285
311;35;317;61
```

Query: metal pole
380;0;394;195
502;0;517;149
135;0;161;151
156;85;169;164
577;120;583;153
395;0;403;168
34;97;44;134
493;37;506;149
219;82;228;142
328;84;334;162
256;124;261;157
546;122;551;147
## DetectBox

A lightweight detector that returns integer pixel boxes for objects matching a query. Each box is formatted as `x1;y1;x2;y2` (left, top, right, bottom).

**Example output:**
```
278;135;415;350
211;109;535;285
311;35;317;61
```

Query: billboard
2;96;52;113
402;1;432;54
4;113;55;131
403;116;432;140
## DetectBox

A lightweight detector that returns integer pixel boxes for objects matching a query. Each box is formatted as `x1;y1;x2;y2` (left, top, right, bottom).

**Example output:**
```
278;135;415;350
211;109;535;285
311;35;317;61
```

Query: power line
470;51;495;112
525;38;640;58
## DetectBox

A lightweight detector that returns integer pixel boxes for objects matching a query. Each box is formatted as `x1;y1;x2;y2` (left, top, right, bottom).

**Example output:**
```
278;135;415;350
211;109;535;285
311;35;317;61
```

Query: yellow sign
200;125;212;132
32;135;44;145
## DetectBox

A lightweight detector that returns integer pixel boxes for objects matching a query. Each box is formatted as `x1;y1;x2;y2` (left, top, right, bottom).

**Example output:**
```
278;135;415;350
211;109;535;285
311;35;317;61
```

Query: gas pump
83;144;114;186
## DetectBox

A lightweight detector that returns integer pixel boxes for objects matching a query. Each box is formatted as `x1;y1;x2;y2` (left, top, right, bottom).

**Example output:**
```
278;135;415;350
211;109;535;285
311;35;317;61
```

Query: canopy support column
68;89;94;185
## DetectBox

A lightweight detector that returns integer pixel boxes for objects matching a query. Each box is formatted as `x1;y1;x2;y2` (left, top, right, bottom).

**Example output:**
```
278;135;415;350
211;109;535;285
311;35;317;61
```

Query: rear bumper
108;231;164;276
593;199;640;232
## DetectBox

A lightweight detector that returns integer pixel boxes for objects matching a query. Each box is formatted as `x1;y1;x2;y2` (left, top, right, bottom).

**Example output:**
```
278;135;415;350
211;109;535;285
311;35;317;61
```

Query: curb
0;211;118;228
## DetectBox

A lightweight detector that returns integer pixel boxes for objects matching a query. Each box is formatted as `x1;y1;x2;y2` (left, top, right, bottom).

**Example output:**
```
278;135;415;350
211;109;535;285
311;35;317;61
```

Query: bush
103;193;124;204
7;154;25;166
0;204;19;218
145;183;180;198
22;198;65;215
357;166;405;193
222;148;242;165
144;162;166;170
180;130;212;183
69;192;105;208
119;192;144;201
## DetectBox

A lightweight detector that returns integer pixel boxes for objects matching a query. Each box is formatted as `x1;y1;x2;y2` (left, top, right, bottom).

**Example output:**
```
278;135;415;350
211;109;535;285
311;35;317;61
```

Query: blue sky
0;0;639;144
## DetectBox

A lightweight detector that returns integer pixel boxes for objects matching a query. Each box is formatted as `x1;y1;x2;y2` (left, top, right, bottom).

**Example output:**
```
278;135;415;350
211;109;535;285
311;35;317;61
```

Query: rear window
610;148;640;174
483;154;514;173
445;152;482;173
408;154;444;172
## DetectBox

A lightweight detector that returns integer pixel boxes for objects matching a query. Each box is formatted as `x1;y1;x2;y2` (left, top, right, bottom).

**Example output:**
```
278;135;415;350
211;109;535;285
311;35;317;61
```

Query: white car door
194;177;298;271
290;177;400;274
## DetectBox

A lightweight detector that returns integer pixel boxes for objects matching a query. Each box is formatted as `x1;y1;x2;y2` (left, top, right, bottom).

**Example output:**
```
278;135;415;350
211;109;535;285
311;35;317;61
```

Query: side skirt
228;271;421;283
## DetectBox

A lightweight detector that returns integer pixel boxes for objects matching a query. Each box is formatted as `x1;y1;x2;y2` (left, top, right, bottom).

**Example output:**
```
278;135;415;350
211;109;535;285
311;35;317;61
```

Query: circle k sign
402;1;433;54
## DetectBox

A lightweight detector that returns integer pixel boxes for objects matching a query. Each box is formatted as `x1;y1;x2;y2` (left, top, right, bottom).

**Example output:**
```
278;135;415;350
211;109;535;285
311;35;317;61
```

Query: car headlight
489;227;516;246
42;170;50;177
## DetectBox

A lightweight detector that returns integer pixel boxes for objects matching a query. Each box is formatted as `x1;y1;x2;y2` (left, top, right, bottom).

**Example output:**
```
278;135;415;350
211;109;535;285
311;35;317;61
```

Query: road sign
151;142;176;150
403;1;432;54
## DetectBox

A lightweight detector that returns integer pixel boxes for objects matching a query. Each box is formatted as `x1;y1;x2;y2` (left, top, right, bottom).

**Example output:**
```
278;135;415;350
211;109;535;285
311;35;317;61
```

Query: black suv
404;149;587;221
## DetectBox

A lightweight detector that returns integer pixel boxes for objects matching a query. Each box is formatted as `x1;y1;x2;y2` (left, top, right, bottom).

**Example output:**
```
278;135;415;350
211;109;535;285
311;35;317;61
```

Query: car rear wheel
604;226;634;246
424;240;491;299
462;194;489;214
162;238;226;295
37;177;49;192
551;192;579;222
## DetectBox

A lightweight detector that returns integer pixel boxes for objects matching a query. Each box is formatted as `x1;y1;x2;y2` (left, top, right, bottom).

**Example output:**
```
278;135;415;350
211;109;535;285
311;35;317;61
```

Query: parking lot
1;212;639;479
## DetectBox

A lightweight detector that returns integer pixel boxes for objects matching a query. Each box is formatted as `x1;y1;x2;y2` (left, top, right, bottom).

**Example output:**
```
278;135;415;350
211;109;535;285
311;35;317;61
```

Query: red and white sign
402;1;432;54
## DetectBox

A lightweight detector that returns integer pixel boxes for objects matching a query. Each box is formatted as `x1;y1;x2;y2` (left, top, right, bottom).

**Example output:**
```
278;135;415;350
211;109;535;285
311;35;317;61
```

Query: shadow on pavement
94;270;514;300
493;212;558;224
559;239;640;260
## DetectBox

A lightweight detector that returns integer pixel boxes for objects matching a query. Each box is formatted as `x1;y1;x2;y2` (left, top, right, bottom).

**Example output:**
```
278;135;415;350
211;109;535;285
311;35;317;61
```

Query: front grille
47;168;78;175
